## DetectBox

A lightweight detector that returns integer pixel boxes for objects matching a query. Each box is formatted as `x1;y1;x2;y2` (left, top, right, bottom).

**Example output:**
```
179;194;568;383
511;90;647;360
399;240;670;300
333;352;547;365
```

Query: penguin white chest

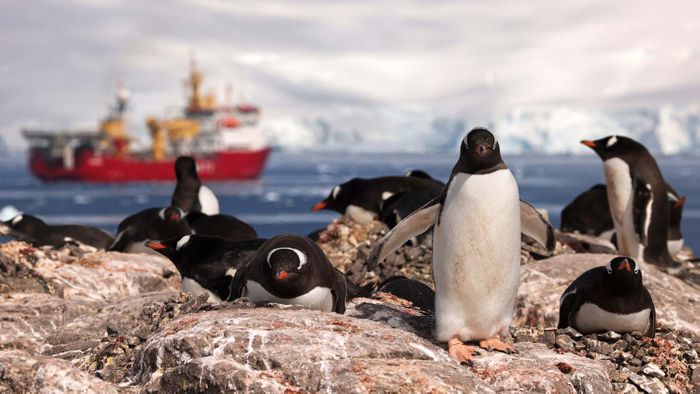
603;158;640;258
181;277;222;303
432;170;521;342
574;303;650;334
243;280;334;312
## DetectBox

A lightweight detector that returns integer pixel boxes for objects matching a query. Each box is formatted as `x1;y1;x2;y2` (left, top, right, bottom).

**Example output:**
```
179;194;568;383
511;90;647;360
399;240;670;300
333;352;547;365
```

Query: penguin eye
462;136;470;150
605;260;613;274
11;215;23;225
606;136;618;148
633;263;640;274
176;235;191;251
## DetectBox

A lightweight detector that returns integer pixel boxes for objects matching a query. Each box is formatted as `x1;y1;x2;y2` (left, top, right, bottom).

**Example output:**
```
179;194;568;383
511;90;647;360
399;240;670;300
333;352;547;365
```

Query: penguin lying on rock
109;207;191;253
0;213;114;249
146;234;266;302
581;136;680;269
558;256;656;337
229;234;349;314
367;127;522;362
312;176;443;224
376;276;435;312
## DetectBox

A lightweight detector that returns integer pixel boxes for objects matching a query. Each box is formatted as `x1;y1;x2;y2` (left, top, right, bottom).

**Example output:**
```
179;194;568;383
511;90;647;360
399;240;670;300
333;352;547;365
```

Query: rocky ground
0;219;698;393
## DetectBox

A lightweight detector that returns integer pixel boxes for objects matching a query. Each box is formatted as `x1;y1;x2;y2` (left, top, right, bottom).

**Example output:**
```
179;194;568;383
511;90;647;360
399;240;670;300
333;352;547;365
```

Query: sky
0;0;698;151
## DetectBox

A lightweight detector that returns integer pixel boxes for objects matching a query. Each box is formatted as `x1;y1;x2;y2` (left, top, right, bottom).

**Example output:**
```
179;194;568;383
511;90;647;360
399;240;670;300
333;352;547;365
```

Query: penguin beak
276;270;289;280
676;196;687;208
618;260;632;272
145;241;167;250
581;140;597;148
312;201;327;212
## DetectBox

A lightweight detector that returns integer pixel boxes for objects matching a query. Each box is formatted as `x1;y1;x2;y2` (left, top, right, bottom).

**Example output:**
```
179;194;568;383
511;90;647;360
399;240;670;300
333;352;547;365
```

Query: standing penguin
229;234;348;314
558;256;655;337
172;156;220;215
367;128;522;362
581;136;678;268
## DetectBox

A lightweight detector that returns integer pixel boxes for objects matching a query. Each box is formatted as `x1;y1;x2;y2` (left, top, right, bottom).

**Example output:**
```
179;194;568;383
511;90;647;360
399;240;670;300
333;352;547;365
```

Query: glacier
263;105;700;155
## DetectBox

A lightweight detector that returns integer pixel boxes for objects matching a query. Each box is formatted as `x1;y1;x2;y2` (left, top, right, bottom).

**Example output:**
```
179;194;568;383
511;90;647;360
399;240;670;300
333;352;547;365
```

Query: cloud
0;0;698;150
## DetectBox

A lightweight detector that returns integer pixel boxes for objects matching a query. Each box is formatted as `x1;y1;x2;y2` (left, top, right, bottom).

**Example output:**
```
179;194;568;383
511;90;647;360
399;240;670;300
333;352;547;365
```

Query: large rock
515;254;700;334
0;349;118;393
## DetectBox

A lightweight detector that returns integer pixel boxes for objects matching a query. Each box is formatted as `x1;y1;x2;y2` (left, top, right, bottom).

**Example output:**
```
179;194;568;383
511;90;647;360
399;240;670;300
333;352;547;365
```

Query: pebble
555;335;576;352
599;331;622;341
556;327;583;339
642;363;665;378
629;373;669;394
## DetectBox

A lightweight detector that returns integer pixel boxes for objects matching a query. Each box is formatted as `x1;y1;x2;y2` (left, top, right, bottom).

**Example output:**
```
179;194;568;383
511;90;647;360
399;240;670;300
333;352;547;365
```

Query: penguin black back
560;184;613;235
147;235;266;301
377;276;435;312
186;212;258;241
172;156;202;213
229;234;348;313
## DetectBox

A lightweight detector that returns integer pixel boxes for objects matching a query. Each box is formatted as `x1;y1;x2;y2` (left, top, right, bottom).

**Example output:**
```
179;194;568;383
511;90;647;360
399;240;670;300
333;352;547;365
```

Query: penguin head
605;256;642;286
145;234;193;263
174;156;199;181
580;135;641;161
260;235;326;293
158;207;186;222
2;214;47;236
312;178;361;214
459;128;504;173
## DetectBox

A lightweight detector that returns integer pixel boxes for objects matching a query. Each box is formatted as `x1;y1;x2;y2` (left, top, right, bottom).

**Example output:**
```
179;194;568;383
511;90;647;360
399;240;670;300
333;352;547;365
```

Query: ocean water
0;152;698;252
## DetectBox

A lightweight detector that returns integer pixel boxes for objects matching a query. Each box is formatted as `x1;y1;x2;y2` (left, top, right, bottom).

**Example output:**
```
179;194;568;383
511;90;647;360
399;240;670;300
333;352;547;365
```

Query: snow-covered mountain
264;105;700;155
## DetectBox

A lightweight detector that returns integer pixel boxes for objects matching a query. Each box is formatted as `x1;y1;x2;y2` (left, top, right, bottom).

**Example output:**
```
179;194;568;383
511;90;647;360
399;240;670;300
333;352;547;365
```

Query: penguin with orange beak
558;256;656;337
580;136;679;269
228;234;349;314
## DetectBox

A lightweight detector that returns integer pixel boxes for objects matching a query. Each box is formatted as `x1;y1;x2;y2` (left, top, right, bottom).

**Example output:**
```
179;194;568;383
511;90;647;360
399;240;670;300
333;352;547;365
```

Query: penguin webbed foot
447;337;477;365
479;336;517;354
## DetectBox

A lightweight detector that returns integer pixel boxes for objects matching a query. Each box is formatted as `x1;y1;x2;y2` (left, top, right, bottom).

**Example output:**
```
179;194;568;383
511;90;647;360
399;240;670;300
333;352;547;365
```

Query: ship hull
29;148;271;182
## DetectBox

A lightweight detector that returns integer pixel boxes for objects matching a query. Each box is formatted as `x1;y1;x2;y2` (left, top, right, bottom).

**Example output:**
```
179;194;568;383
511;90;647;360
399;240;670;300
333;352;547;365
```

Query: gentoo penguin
560;184;615;238
229;234;348;314
145;235;266;302
581;136;678;268
377;276;435;312
0;214;114;249
311;176;443;224
558;256;655;337
185;212;257;241
379;191;437;229
367;127;522;362
109;206;191;253
172;156;220;215
561;183;685;254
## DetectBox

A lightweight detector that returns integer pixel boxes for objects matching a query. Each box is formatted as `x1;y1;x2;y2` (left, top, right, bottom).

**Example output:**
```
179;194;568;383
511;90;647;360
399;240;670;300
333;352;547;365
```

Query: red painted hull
29;149;271;182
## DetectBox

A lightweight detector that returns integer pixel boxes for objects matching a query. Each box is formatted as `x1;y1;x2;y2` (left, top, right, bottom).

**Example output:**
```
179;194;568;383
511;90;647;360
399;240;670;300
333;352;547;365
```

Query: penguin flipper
227;266;247;301
331;270;348;314
520;199;556;251
366;198;442;271
633;178;653;245
107;227;135;252
557;288;582;329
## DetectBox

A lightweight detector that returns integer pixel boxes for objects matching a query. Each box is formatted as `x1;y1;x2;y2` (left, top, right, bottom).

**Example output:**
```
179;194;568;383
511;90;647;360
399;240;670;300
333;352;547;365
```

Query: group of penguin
0;129;678;363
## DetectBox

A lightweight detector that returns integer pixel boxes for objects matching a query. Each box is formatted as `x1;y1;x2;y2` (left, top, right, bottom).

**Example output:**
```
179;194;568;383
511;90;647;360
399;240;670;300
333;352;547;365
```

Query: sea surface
0;152;698;252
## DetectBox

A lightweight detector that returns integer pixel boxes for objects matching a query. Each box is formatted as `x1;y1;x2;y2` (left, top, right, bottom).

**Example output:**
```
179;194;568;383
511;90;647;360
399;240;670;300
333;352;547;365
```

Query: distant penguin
560;184;615;238
561;183;685;254
0;214;114;249
377;276;435;312
582;136;678;268
229;234;348;313
185;212;257;241
172;156;220;215
379;191;437;229
558;256;655;337
146;235;266;302
109;206;191;253
311;176;443;224
367;128;525;362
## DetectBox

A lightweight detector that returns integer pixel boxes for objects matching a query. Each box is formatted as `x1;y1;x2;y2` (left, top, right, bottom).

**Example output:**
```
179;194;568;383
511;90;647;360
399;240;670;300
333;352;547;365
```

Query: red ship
23;58;271;182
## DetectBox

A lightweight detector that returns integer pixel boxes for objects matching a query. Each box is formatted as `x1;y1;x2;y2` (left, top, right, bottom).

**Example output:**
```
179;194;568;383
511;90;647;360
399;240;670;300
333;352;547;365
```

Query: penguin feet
447;337;476;364
479;336;517;354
